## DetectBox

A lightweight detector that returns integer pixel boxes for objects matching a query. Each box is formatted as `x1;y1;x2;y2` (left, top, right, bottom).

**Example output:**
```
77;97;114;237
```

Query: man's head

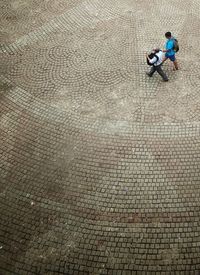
154;48;160;53
165;32;172;39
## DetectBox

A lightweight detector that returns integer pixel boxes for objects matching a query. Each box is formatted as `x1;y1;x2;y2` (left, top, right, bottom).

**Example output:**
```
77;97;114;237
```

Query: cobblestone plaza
0;0;200;274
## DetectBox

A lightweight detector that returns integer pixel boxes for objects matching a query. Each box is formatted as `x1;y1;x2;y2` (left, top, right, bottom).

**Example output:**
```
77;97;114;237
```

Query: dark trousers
149;64;168;81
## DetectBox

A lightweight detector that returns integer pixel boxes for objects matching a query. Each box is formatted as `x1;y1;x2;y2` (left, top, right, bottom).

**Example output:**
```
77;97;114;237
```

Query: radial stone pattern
0;0;200;274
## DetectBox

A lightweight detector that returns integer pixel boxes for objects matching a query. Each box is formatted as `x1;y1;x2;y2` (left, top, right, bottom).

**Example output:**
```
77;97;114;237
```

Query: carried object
146;52;159;66
173;38;179;52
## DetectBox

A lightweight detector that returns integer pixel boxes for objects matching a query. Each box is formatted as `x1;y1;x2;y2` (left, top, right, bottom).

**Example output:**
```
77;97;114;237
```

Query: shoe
146;72;152;77
163;79;169;82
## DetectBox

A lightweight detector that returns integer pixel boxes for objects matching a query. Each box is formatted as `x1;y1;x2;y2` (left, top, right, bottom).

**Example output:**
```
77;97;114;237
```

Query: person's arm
146;54;157;64
146;53;151;61
163;49;171;53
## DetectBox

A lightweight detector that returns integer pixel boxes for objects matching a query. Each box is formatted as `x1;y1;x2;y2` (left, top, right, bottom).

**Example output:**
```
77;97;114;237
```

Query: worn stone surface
0;0;200;274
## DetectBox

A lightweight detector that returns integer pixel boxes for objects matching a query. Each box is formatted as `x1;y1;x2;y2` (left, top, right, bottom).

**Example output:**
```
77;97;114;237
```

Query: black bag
146;53;159;66
173;38;179;52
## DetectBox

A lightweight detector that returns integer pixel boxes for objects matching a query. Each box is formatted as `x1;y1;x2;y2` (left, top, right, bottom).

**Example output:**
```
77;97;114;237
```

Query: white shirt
149;50;163;66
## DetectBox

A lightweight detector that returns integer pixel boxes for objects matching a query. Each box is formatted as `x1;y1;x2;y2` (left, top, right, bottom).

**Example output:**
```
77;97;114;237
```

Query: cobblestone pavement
1;0;200;274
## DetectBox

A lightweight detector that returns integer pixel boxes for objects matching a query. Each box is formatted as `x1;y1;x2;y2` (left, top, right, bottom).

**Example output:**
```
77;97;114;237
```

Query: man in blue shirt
163;32;178;70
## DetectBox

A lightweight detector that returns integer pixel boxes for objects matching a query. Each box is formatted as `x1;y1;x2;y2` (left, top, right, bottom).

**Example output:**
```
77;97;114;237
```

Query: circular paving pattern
0;0;200;274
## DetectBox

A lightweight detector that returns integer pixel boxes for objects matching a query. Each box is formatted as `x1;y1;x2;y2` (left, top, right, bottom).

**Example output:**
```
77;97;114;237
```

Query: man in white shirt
146;49;168;82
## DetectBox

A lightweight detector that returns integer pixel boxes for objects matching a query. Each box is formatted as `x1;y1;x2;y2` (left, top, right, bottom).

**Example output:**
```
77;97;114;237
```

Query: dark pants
149;64;168;81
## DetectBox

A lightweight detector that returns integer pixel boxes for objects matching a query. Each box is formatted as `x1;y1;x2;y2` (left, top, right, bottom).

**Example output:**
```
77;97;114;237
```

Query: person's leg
173;60;179;70
147;66;156;77
156;65;168;81
169;55;178;70
163;53;169;63
162;56;168;63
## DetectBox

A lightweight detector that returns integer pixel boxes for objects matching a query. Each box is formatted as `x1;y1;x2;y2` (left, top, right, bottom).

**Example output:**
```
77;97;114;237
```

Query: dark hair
154;48;160;53
165;32;172;38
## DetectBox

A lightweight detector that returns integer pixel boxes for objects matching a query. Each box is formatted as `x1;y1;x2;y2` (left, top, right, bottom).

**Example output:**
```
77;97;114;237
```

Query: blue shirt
166;39;175;56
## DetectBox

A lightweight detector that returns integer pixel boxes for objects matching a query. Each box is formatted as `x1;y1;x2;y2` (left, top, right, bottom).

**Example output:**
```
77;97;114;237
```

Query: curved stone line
1;75;200;138
0;0;122;54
